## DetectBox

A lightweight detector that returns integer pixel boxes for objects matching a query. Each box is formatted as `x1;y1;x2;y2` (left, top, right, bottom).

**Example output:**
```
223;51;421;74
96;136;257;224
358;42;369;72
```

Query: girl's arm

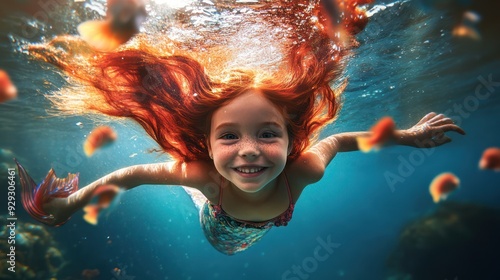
28;160;214;226
66;160;213;207
290;112;465;184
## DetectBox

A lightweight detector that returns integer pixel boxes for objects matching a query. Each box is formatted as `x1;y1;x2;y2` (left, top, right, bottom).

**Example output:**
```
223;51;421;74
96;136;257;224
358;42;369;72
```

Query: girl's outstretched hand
398;112;466;148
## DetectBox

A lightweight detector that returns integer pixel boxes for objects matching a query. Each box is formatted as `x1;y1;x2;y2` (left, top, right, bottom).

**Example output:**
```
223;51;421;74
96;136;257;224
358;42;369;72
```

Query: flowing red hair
29;0;372;162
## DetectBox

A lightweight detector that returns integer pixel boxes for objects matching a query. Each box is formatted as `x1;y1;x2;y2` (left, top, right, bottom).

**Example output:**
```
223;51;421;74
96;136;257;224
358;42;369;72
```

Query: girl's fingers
431;118;454;126
429;113;445;123
416;112;437;125
436;124;466;135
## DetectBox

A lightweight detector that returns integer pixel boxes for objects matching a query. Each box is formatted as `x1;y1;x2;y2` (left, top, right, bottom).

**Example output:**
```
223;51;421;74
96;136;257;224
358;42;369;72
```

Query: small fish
78;0;147;51
315;0;341;39
81;268;100;280
0;69;18;103
416;1;487;41
93;184;121;207
83;205;100;225
479;147;500;171
315;0;372;40
112;267;127;278
452;24;481;40
429;172;460;203
83;184;122;225
357;117;395;152
463;10;481;23
83;126;117;157
452;11;482;40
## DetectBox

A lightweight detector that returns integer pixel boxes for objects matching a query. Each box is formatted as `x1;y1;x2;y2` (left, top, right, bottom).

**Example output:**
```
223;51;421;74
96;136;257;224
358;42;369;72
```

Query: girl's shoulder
180;160;221;189
285;151;325;190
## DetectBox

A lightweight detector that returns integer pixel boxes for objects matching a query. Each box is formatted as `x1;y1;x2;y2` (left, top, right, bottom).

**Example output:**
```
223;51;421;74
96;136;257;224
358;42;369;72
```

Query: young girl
17;0;464;255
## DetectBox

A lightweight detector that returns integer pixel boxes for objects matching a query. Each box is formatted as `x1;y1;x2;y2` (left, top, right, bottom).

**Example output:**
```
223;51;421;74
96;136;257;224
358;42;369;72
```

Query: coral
387;202;500;280
0;216;67;279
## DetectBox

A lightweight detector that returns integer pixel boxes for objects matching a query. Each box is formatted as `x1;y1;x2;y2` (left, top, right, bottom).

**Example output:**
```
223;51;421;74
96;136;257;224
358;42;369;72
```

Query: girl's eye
261;132;276;138
221;134;238;140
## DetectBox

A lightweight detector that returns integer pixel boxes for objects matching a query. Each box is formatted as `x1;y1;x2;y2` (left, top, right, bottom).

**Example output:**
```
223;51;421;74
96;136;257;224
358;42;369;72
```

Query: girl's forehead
211;90;286;128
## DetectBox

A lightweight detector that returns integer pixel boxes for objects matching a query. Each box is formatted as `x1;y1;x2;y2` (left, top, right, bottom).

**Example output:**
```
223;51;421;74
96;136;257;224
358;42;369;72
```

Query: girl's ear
206;135;213;159
287;137;293;156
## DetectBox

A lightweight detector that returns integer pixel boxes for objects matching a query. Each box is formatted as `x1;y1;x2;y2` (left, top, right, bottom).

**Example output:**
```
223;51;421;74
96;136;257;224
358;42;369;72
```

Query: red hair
29;0;371;162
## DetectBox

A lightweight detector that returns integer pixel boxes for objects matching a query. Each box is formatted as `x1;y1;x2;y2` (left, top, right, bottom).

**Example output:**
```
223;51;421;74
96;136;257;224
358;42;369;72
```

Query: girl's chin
228;179;270;194
230;181;264;193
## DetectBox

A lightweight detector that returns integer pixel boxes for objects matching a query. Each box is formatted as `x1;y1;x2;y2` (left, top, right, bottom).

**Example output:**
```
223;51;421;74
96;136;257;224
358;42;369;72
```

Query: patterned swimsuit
200;173;295;255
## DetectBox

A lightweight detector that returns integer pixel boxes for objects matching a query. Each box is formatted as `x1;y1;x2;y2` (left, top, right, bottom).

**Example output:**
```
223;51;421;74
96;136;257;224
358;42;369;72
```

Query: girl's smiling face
208;89;291;193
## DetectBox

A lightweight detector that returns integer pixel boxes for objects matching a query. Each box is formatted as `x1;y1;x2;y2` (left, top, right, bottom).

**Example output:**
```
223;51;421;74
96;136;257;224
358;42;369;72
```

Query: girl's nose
238;138;260;159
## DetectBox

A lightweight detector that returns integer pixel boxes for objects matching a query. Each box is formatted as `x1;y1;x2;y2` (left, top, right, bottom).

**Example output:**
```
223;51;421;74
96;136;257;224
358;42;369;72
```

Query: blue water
1;0;500;279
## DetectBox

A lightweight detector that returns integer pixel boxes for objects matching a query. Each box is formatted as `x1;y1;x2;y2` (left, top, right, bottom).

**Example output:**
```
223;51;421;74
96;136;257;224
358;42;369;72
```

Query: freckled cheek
212;145;238;164
260;145;288;161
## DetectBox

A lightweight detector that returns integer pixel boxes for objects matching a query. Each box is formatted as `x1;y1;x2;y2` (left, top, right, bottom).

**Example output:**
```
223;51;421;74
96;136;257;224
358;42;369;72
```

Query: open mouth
234;167;266;174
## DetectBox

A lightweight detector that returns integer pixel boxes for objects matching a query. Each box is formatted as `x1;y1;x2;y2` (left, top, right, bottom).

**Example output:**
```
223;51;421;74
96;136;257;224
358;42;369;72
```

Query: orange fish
315;0;342;40
78;0;147;51
479;147;500;171
0;69;17;103
429;172;460;203
452;24;481;40
83;184;122;225
452;10;481;40
83;126;117;157
81;268;100;280
93;184;121;207
357;117;396;152
315;0;372;41
83;205;100;225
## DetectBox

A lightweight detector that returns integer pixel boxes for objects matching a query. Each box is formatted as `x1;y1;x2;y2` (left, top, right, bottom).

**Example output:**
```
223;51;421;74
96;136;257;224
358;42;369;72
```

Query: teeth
236;167;263;174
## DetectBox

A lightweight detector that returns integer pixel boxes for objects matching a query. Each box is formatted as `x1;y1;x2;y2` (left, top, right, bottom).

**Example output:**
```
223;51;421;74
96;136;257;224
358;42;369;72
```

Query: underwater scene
1;0;500;279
